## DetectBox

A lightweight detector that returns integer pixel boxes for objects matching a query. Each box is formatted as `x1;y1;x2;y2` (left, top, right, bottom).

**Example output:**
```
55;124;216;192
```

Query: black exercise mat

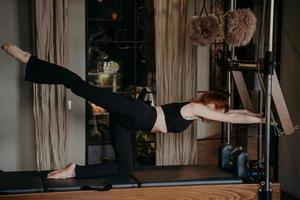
0;171;43;194
132;165;243;187
40;171;138;192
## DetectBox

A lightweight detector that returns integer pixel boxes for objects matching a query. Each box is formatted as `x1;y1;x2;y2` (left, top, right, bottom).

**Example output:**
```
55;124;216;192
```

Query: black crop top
161;102;194;133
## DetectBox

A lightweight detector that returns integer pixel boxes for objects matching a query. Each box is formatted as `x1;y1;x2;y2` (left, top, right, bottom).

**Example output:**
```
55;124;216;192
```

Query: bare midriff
150;106;168;133
150;103;196;134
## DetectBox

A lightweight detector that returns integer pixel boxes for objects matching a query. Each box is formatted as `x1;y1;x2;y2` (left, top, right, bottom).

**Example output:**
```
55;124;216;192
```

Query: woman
1;43;263;179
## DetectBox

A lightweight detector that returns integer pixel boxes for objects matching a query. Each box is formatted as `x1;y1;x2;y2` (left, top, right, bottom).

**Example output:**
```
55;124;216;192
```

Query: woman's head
193;90;230;113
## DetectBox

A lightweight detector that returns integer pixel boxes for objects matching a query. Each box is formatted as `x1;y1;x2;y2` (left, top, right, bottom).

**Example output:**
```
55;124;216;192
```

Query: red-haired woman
1;44;263;179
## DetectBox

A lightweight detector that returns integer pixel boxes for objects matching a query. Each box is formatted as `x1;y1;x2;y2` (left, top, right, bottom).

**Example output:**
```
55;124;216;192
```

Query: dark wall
279;0;300;198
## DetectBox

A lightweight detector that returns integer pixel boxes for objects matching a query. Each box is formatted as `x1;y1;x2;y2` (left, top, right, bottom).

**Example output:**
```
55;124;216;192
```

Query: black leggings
25;56;157;178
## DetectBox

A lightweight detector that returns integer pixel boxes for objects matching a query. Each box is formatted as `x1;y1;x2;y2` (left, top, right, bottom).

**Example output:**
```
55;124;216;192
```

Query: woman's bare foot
47;162;76;179
1;43;31;63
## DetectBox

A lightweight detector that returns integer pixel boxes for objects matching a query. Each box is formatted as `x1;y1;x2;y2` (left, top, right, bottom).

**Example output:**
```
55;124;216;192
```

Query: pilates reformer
0;0;294;200
0;165;280;200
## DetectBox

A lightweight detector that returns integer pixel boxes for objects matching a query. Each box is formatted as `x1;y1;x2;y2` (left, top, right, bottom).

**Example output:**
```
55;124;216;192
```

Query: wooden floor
0;183;280;200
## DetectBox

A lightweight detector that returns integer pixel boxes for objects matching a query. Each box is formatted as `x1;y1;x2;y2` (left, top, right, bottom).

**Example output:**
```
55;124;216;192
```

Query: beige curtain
32;0;69;170
154;0;197;165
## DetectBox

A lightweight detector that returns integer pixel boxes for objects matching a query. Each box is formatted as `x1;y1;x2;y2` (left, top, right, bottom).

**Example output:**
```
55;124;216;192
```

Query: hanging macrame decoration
225;8;257;46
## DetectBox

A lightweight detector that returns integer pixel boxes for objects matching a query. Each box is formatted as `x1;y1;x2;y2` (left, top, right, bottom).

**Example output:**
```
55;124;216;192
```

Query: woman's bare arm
190;103;264;124
227;109;262;117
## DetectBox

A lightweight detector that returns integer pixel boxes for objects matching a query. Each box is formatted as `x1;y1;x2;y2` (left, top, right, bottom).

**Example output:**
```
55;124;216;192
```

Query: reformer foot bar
0;165;280;200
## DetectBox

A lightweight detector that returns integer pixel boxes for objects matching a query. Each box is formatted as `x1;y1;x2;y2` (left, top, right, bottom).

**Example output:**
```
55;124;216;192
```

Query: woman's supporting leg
109;115;133;175
48;118;134;179
48;161;121;179
74;162;120;179
74;116;133;179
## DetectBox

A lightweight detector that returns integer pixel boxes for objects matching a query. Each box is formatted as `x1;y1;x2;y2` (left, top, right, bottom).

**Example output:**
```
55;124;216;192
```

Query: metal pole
227;0;236;144
268;0;275;52
265;66;272;192
259;89;263;162
257;0;267;167
227;72;231;144
264;0;275;196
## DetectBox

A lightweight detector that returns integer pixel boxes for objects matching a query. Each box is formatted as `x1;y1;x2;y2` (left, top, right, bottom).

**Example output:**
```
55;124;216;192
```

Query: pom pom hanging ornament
190;0;221;46
225;8;257;47
190;15;221;46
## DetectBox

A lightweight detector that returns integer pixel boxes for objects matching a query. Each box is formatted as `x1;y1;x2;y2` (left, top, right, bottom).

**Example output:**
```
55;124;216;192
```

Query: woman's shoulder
184;102;209;115
185;102;204;108
181;102;207;119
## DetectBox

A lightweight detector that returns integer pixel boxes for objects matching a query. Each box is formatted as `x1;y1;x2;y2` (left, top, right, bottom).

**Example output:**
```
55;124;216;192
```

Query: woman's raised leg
1;44;153;124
